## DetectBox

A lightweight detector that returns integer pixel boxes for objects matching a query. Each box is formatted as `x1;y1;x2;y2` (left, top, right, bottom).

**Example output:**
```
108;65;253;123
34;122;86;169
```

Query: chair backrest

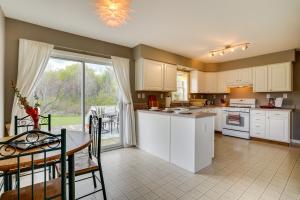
14;114;51;135
0;129;66;200
88;115;102;161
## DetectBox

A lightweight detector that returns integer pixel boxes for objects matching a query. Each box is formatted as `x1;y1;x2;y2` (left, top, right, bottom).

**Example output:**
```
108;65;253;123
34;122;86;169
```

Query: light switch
224;95;227;99
266;94;271;99
160;94;164;99
283;93;288;99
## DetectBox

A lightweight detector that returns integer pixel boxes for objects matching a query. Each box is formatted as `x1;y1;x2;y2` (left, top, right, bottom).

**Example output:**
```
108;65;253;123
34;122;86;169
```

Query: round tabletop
0;131;91;172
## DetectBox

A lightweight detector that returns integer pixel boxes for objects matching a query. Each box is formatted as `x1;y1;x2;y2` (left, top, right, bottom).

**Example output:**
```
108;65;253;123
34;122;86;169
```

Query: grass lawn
52;115;82;126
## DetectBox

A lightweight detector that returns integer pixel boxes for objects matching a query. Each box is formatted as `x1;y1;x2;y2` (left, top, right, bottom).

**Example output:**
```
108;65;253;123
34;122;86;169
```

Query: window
34;51;122;149
172;71;189;101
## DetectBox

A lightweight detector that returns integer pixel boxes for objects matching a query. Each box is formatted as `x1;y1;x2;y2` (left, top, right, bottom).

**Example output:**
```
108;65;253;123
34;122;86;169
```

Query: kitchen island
136;109;216;173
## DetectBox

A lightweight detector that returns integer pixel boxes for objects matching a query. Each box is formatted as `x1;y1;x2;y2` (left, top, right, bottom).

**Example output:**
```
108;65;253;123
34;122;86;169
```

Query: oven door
222;111;250;132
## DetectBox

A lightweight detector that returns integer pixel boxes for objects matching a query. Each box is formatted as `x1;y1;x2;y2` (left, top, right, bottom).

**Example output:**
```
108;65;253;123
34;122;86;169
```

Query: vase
25;106;40;130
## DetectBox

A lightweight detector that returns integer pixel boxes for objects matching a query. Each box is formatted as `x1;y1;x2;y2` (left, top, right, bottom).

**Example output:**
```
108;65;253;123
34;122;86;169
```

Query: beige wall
0;7;5;136
217;50;296;71
133;44;219;71
4;18;133;123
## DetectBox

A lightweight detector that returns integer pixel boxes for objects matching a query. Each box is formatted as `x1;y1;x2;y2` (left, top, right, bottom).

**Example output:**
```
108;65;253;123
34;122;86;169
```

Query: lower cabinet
136;112;170;161
250;110;291;143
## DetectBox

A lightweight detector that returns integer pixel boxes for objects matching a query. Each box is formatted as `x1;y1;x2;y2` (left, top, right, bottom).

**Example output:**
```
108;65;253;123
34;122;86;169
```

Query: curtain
111;56;136;147
10;39;54;135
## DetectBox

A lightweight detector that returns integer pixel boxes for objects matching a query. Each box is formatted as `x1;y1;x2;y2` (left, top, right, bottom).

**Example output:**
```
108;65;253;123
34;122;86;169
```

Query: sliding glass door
35;56;122;149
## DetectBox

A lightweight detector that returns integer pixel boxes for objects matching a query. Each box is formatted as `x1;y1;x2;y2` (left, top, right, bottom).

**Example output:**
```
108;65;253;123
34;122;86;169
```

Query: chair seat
0;178;62;200
56;154;99;176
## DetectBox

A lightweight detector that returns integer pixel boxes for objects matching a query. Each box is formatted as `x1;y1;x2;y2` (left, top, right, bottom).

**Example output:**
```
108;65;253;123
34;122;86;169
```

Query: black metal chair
14;114;51;136
56;115;107;200
0;129;67;200
14;114;55;180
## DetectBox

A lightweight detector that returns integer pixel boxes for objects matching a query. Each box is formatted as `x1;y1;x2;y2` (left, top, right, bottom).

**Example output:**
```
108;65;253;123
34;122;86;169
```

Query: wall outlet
224;95;227;99
142;93;145;99
283;93;288;99
160;94;164;99
137;93;141;99
266;94;271;99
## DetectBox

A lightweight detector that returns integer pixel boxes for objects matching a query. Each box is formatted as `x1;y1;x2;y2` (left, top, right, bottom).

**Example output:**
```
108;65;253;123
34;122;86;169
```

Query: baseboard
250;137;289;146
291;139;300;144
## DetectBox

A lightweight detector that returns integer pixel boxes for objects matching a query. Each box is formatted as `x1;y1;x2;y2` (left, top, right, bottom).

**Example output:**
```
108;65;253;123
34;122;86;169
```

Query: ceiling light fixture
96;0;132;27
209;43;250;57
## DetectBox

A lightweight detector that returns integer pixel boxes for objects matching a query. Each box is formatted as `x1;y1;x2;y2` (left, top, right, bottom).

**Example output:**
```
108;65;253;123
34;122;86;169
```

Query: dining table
0;131;92;200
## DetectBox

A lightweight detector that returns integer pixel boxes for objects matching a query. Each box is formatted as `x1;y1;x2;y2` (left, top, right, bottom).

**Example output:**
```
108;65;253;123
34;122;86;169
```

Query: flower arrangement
12;82;41;130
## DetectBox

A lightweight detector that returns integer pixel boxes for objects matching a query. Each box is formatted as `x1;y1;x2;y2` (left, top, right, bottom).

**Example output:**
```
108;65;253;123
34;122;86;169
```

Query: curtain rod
54;45;112;59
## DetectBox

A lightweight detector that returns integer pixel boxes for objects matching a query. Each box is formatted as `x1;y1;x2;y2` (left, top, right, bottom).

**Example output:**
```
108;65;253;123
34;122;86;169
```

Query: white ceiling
1;0;300;63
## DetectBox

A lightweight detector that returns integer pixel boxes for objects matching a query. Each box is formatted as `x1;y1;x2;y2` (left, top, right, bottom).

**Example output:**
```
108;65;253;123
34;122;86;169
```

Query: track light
209;43;250;57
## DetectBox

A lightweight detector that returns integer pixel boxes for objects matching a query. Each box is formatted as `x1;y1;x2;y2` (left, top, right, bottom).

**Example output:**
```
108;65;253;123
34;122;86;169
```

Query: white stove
222;99;256;139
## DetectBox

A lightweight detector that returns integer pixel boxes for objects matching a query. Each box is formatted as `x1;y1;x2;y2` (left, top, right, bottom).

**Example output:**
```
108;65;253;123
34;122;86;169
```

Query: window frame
172;70;190;103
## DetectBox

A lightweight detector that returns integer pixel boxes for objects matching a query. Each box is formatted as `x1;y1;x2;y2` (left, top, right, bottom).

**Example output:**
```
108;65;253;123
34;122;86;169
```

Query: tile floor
79;134;300;200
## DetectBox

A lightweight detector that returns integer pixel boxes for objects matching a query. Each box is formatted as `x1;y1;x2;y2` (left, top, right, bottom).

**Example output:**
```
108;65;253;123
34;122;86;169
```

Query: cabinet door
268;62;292;92
266;112;290;142
253;65;268;92
143;59;164;91
205;73;217;93
226;70;239;86
190;71;205;93
238;68;253;85
217;72;229;93
163;64;177;91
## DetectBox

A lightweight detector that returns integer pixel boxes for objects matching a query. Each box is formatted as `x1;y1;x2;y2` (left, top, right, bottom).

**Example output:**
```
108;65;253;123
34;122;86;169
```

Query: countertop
136;109;216;119
251;107;294;112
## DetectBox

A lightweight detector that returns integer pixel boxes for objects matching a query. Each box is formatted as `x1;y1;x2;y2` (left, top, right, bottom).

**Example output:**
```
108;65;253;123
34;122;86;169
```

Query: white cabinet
135;59;177;91
253;62;292;92
250;110;266;138
193;107;223;131
136;112;171;161
204;72;217;93
163;63;177;91
226;68;253;87
238;68;253;85
266;111;290;142
253;65;268;92
250;109;291;143
170;116;214;173
217;71;230;93
268;62;292;92
190;70;205;93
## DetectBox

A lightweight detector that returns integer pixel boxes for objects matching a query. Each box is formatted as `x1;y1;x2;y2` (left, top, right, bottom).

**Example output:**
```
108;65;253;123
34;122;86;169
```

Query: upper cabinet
163;64;177;91
268;62;292;92
253;65;268;92
226;68;253;87
135;59;177;91
204;72;217;93
190;71;218;93
253;62;292;92
190;70;205;93
217;71;230;93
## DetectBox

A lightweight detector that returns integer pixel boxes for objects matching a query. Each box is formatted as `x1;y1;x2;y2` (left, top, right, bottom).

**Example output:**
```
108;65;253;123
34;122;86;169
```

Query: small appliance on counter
147;95;159;109
260;97;284;109
165;96;172;108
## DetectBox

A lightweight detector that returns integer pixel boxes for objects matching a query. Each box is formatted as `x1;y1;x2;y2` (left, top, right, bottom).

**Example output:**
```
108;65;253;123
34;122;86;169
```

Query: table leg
68;154;75;200
3;173;9;191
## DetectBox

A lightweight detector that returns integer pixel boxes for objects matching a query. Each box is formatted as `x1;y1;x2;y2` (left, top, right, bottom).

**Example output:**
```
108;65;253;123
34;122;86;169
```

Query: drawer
250;129;265;138
250;110;266;116
267;111;289;118
251;123;265;132
251;116;265;123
